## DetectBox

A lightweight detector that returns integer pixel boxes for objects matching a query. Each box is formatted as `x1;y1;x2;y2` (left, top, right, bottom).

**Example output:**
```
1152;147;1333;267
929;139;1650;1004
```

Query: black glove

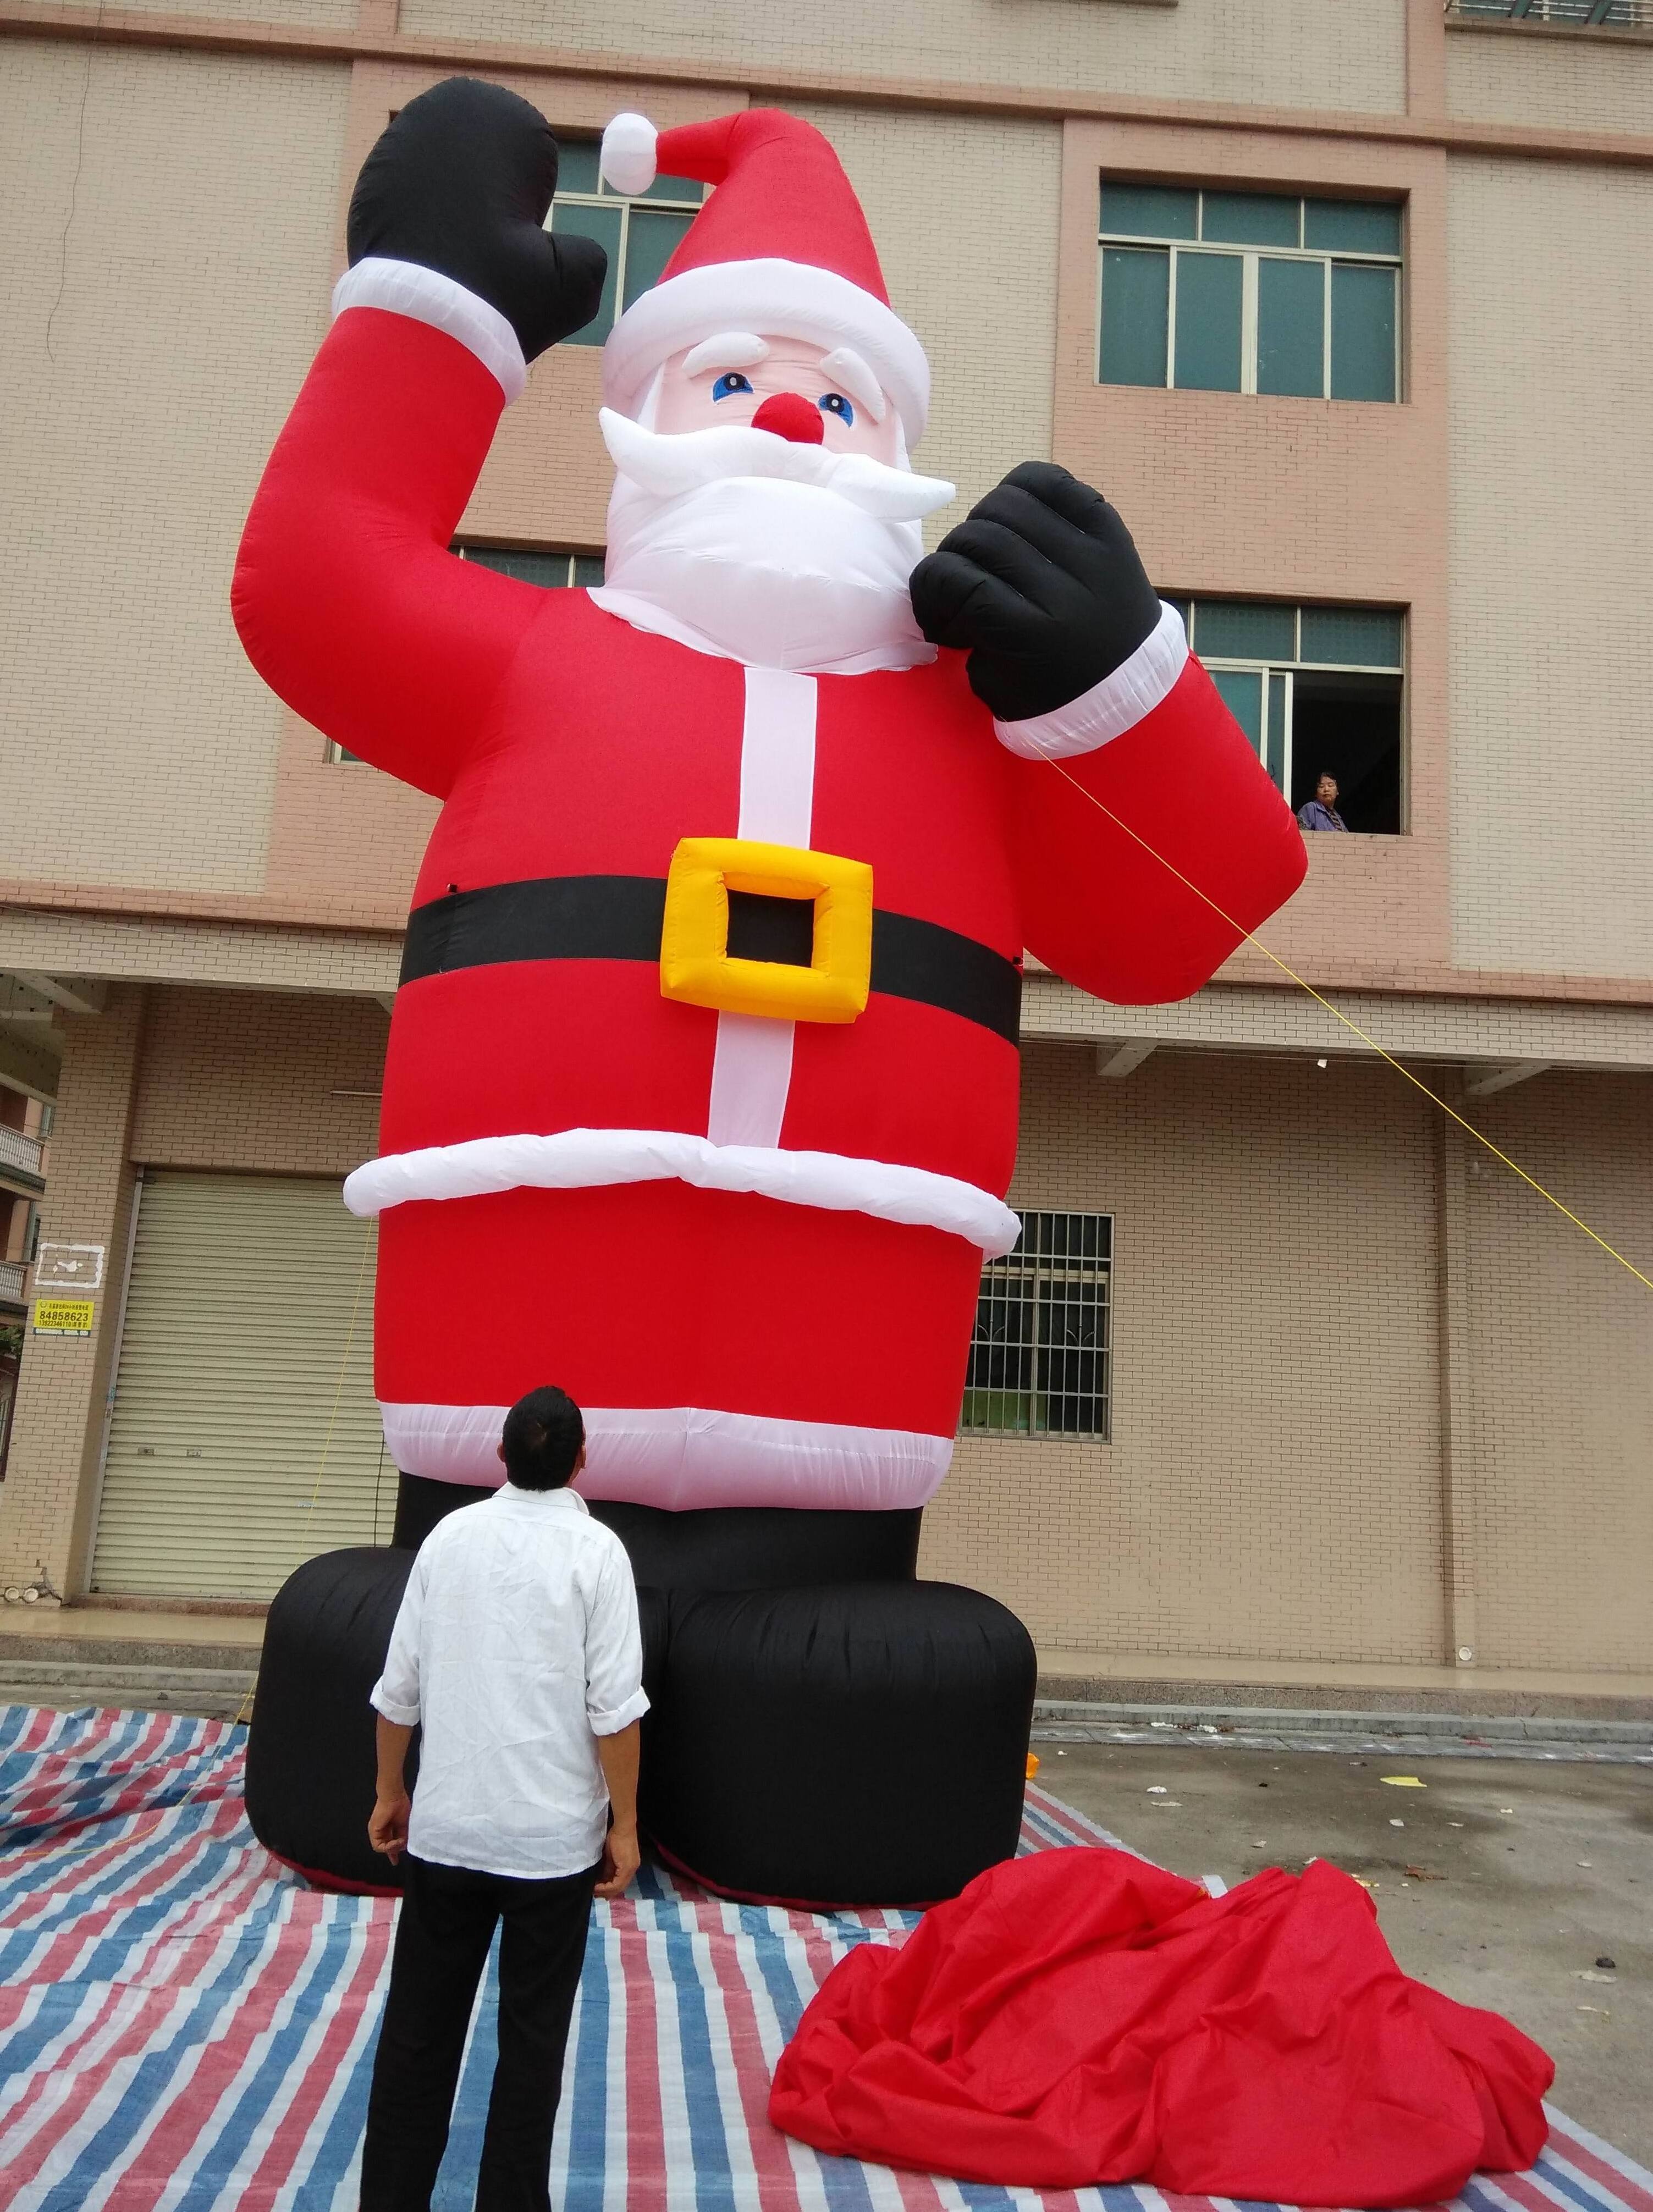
346;76;607;363
909;462;1162;722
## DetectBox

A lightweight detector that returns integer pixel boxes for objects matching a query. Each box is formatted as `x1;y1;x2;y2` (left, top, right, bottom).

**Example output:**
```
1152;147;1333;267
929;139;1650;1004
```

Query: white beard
591;411;957;676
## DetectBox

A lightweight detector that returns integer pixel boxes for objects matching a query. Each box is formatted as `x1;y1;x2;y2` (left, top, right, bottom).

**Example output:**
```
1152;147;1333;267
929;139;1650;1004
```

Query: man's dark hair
500;1386;585;1490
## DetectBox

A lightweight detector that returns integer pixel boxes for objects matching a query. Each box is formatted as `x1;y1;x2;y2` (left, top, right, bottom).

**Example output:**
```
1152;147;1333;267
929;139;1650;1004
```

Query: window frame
1166;597;1408;828
1097;183;1404;402
961;1210;1114;1443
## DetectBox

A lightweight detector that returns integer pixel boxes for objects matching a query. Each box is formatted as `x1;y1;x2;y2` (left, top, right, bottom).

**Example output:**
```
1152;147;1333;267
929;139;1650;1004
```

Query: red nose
750;392;825;445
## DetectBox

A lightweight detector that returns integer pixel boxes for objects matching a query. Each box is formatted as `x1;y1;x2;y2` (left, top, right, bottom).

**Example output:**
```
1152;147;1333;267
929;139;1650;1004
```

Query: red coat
234;305;1304;1510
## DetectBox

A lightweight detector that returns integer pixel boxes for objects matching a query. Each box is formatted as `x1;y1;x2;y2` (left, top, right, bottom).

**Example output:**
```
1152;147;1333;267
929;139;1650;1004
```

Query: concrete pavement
1041;1741;1653;2167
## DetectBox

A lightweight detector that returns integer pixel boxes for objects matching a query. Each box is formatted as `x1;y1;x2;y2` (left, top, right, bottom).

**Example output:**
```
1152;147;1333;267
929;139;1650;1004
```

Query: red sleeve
1008;654;1307;1004
232;307;545;798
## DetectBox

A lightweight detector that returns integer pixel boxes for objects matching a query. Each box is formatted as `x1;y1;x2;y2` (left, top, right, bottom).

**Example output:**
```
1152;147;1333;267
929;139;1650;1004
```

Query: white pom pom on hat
599;112;658;198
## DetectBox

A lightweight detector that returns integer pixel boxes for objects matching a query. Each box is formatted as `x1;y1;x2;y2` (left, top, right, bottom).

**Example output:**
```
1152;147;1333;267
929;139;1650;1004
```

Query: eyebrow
682;333;771;378
819;347;887;422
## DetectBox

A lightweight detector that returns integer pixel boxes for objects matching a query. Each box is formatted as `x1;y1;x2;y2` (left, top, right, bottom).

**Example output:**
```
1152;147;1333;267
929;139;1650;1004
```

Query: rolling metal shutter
92;1172;387;1599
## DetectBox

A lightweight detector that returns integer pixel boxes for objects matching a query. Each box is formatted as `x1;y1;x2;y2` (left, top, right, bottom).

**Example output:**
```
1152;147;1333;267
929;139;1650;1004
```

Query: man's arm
586;1543;651;1899
911;464;1305;1003
367;1554;426;1861
594;1722;641;1899
370;1716;416;1863
232;80;606;795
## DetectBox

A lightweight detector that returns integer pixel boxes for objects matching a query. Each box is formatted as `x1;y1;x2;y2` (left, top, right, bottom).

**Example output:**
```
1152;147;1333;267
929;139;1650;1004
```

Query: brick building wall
1446;152;1653;980
0;0;1648;1680
922;1047;1653;1676
131;990;387;1178
0;44;350;898
922;1044;1446;1667
393;0;1409;114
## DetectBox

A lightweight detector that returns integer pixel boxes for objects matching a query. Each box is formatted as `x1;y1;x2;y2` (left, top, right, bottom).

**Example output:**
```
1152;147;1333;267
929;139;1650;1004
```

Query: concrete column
1406;0;1448;119
1435;1086;1480;1669
0;987;146;1601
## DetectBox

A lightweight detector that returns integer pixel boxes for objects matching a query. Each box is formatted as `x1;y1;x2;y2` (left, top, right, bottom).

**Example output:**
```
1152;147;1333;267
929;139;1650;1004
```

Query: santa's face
652;337;901;466
597;331;954;674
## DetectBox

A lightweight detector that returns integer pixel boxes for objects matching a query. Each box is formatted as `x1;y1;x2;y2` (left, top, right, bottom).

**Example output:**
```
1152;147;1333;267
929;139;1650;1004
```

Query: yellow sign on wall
33;1299;95;1337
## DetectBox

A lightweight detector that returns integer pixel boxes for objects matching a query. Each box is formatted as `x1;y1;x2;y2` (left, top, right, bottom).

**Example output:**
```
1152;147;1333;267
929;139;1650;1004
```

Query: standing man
361;1385;647;2212
1297;773;1349;832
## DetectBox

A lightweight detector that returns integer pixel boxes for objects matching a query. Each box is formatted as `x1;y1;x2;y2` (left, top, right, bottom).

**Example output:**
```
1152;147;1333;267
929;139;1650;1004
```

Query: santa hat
598;108;929;443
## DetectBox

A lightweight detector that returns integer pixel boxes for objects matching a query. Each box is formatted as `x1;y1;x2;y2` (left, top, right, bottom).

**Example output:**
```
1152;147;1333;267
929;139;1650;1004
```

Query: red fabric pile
769;1847;1553;2204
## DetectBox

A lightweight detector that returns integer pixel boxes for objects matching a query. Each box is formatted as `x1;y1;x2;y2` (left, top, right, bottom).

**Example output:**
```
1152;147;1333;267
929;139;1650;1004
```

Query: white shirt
370;1484;649;1879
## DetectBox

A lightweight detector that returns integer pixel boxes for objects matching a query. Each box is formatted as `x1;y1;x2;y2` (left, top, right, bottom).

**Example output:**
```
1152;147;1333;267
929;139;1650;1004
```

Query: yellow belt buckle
659;837;873;1024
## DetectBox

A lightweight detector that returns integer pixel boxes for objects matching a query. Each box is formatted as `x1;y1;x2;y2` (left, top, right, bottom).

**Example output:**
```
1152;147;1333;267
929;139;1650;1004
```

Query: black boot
245;1545;418;1891
246;1478;1036;1907
640;1577;1035;1907
587;1494;1036;1910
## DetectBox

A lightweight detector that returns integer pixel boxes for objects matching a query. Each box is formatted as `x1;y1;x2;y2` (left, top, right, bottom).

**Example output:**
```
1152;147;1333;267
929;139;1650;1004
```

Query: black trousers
359;1852;601;2212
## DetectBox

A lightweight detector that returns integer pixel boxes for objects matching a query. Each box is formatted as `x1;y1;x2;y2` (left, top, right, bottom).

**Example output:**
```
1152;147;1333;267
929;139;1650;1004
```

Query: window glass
1194;600;1296;661
464;547;574;587
572;555;607;588
1173;252;1243;392
554;137;600;195
1330;262;1397;402
1098;178;1402;406
621;209;695;314
1100;247;1170;387
1299;605;1403;668
550;198;622;345
1200;190;1299;248
1304;198;1401;257
1209;666;1264;751
632;169;705;206
1100;183;1197;240
1257;257;1325;399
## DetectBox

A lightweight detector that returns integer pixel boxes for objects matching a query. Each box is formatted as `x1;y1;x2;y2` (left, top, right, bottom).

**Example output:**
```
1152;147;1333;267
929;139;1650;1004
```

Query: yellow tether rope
1028;741;1653;1296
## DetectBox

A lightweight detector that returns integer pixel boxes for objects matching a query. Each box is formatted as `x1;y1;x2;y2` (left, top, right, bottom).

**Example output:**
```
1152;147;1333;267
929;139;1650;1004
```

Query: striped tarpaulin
2;1706;1649;2212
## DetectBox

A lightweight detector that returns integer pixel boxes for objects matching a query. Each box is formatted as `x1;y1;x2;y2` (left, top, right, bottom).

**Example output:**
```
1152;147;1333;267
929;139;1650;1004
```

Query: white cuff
370;1682;420;1727
589;1686;651;1735
332;257;527;405
994;600;1188;760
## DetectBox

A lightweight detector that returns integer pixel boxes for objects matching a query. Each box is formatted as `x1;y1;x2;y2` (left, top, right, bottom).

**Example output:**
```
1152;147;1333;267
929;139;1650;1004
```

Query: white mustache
599;408;955;522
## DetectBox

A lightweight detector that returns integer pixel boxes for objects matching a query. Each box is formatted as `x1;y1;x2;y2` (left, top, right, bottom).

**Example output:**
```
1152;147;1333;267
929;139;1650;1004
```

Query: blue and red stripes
0;1706;1646;2212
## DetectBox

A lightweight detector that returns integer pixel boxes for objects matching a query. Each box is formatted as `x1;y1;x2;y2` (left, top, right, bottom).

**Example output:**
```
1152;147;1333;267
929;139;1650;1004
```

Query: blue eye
712;372;753;401
819;391;855;427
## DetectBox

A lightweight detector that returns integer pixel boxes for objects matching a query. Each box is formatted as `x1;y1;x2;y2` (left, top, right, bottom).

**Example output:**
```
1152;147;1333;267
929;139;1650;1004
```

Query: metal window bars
1446;1;1650;26
962;1210;1112;1439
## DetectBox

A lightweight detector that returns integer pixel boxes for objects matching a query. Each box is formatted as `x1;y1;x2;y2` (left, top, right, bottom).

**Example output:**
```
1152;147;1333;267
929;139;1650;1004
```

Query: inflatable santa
235;81;1305;1905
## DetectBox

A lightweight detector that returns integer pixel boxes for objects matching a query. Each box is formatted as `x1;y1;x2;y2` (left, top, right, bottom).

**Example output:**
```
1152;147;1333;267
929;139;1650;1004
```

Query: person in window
1298;773;1348;832
361;1386;647;2212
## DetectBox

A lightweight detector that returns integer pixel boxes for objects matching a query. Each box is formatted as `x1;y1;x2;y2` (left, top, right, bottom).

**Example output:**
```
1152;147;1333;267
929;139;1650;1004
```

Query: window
547;140;706;346
1099;183;1401;402
1447;1;1645;24
457;545;605;589
962;1211;1112;1440
1165;598;1405;832
327;547;603;760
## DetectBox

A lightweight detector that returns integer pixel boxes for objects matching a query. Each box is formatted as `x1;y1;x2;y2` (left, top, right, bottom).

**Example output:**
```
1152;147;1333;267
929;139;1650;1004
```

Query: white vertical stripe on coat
706;667;819;1150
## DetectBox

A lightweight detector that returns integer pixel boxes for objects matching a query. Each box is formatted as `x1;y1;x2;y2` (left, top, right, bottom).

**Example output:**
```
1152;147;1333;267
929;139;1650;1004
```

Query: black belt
399;875;1021;1044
